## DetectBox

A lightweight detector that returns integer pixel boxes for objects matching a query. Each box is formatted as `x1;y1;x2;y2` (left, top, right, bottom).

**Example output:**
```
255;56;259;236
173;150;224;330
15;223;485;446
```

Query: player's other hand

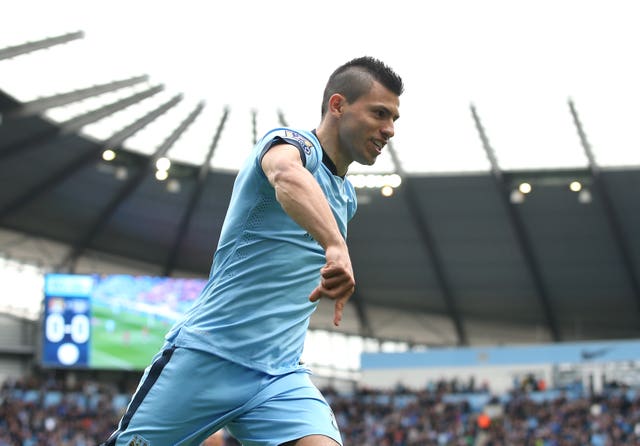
308;244;355;326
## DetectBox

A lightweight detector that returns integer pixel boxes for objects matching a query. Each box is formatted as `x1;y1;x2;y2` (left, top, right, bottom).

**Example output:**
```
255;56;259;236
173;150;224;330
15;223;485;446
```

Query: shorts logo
127;435;150;446
284;130;313;155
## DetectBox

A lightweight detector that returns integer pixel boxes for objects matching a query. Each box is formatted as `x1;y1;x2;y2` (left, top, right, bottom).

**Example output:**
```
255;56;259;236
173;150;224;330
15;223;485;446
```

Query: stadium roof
1;0;640;347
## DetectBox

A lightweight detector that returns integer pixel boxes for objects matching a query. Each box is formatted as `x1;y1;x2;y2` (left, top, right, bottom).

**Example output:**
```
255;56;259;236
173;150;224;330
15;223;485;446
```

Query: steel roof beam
65;86;166;134
569;99;640;317
0;95;182;222
0;31;84;60
351;290;374;338
60;102;204;271
163;107;229;276
0;85;164;161
386;141;468;345
470;104;560;342
251;109;258;145
277;110;288;127
104;94;182;147
5;75;149;119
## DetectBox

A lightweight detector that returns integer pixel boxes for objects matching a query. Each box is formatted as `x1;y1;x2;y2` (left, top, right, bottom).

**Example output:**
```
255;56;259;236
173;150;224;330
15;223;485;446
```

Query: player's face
338;81;400;167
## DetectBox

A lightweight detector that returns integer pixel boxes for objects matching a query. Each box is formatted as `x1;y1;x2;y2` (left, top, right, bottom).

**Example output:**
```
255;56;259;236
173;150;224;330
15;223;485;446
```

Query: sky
2;0;640;174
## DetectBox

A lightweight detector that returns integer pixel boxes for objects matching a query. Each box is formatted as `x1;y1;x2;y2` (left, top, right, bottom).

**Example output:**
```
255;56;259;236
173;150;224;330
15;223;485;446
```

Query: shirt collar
312;129;340;177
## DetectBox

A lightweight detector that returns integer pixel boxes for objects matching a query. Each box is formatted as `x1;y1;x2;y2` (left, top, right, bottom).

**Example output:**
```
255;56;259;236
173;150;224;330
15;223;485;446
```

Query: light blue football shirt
166;128;357;375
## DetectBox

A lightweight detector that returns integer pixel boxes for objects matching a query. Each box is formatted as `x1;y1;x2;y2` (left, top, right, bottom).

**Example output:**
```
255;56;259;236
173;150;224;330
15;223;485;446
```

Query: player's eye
375;109;387;119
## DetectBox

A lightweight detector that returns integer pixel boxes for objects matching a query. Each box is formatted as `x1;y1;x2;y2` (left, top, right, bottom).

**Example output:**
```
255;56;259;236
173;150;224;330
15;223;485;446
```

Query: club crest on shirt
284;130;313;155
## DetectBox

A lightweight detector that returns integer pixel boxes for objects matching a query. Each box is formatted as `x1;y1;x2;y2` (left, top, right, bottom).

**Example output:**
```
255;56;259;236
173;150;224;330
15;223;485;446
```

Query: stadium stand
2;373;640;445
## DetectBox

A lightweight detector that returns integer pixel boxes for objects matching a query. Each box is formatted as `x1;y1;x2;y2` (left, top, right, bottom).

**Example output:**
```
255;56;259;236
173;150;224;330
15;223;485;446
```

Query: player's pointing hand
309;244;356;326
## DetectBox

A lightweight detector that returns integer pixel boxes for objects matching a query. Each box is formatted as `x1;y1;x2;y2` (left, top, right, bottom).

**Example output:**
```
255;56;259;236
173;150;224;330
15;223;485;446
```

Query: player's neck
314;125;350;177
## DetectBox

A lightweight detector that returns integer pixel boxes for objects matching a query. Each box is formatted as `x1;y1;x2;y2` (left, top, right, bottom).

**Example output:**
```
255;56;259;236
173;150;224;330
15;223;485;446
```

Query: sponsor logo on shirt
284;130;313;155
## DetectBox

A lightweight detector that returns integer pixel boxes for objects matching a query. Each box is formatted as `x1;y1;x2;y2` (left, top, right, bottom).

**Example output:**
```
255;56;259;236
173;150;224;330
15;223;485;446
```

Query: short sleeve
255;128;322;174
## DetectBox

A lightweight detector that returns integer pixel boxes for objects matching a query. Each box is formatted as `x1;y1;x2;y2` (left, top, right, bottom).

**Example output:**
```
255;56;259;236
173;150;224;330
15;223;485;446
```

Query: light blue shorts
102;344;342;446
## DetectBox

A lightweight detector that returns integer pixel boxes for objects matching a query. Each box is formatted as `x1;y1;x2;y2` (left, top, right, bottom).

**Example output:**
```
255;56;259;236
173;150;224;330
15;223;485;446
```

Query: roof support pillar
470;104;560;341
387;141;468;345
569;99;640;317
163;108;229;276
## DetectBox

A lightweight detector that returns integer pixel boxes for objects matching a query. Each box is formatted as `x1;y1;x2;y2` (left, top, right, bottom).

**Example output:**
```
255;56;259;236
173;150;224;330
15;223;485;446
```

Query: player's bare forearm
262;144;355;325
262;145;344;251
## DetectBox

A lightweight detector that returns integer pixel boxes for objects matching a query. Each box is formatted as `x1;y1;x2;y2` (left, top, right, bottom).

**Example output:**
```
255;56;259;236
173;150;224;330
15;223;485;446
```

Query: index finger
333;299;345;326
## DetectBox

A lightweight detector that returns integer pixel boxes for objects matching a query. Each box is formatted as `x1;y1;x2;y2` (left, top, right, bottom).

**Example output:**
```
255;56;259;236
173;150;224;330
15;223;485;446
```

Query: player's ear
328;94;346;116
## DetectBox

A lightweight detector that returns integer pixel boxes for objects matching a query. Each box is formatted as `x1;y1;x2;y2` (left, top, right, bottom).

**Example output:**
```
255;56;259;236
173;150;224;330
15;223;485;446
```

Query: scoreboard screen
43;274;92;367
42;273;206;370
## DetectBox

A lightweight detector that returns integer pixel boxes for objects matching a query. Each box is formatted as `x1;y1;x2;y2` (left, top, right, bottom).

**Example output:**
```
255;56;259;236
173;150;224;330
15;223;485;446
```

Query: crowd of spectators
0;374;126;445
2;374;640;445
325;383;640;445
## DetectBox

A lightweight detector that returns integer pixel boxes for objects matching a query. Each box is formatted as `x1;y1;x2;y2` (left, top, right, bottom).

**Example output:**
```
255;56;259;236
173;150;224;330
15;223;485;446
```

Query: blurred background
1;1;640;444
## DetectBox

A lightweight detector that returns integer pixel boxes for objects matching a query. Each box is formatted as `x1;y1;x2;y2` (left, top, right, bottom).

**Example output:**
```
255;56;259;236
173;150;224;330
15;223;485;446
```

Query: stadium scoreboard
42;273;205;370
43;274;93;367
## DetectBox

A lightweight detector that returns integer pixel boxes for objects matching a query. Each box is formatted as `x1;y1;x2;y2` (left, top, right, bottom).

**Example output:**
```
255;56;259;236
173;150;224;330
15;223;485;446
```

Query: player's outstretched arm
261;144;355;326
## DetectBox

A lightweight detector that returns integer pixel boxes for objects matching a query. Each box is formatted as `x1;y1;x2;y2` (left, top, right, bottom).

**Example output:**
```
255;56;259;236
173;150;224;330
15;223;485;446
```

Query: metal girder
153;102;204;157
103;94;182;147
568;99;640;317
65;85;165;134
470;104;561;342
60;103;205;271
386;141;468;346
277;110;288;127
351;290;374;338
5;75;149;119
163;108;229;276
251;109;258;145
0;95;182;221
0;85;164;161
0;31;84;60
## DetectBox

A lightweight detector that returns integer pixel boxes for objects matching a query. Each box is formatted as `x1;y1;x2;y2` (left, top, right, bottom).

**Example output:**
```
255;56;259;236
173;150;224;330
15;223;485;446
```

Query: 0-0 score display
41;273;206;370
42;275;94;368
